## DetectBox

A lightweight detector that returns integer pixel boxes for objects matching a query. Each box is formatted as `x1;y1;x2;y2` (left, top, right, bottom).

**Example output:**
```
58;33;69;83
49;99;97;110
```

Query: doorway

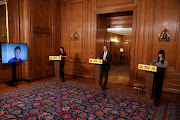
96;11;133;89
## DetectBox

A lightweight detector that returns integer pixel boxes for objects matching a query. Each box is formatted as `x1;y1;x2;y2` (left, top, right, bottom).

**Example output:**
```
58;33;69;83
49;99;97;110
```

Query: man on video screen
8;46;23;63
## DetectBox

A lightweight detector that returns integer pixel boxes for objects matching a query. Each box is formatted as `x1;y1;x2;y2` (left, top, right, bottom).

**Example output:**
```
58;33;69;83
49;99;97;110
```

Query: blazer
100;51;112;70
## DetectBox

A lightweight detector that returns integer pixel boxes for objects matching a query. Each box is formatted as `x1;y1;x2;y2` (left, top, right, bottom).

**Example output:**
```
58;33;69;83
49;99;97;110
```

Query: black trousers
154;71;164;99
100;66;109;87
60;60;65;79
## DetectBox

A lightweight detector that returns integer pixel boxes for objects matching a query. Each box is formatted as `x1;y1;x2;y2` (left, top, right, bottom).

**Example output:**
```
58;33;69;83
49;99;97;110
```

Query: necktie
103;52;107;60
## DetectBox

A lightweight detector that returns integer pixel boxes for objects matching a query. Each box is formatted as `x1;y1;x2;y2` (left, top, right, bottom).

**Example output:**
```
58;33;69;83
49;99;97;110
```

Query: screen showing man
8;46;23;63
1;43;27;64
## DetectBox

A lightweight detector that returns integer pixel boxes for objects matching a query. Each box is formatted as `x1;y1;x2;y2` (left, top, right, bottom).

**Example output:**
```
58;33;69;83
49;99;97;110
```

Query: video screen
1;43;27;64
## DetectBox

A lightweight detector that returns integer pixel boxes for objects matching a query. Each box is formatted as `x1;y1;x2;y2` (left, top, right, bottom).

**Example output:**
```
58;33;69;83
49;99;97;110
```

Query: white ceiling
0;1;6;5
107;28;132;35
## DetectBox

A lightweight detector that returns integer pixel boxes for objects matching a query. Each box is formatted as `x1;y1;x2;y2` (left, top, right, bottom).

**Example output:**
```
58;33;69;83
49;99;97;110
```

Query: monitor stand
6;62;30;87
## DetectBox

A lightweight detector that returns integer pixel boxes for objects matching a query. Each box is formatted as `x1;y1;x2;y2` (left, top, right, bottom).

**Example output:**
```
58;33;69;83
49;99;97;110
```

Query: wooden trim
96;4;136;14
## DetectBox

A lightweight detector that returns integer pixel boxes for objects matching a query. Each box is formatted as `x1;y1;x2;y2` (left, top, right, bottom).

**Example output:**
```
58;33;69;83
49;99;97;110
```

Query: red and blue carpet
0;81;179;120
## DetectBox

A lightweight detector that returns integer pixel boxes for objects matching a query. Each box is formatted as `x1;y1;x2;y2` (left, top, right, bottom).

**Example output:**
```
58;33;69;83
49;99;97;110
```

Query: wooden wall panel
96;0;134;8
133;0;155;84
30;0;54;80
8;0;19;43
96;0;136;14
69;1;83;60
32;34;54;80
19;0;32;80
0;63;12;83
107;16;133;28
122;35;132;65
96;15;107;58
54;0;61;54
32;0;52;34
107;32;122;65
110;41;121;65
152;0;179;72
0;5;7;43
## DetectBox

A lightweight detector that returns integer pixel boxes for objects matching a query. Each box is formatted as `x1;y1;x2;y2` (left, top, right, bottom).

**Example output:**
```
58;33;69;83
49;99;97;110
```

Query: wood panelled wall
0;0;19;83
122;35;132;65
133;0;180;94
27;0;61;80
0;0;179;94
60;0;96;78
107;15;133;28
96;15;107;58
107;32;122;65
107;33;132;65
0;5;7;43
0;0;61;82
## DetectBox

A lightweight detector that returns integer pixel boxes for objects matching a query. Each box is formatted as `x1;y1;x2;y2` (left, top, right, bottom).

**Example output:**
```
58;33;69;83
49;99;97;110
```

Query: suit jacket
100;51;112;70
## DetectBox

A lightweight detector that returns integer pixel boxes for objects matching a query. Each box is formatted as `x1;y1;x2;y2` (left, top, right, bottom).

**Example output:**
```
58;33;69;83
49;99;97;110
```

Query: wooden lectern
94;64;102;91
53;61;63;83
89;58;104;91
49;56;63;83
91;59;110;91
141;71;155;106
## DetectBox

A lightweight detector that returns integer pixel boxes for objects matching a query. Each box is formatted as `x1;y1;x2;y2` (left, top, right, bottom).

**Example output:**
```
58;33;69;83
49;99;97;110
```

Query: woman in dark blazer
151;50;168;102
58;47;67;81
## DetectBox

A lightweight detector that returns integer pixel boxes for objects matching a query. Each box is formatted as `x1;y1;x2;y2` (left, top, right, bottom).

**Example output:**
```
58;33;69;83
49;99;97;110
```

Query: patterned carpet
0;80;179;120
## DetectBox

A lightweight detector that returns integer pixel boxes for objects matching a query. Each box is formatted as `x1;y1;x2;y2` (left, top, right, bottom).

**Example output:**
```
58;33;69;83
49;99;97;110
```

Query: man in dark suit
99;46;112;90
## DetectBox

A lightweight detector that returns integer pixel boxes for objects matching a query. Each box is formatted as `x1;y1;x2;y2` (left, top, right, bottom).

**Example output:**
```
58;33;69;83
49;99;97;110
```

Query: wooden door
31;0;54;80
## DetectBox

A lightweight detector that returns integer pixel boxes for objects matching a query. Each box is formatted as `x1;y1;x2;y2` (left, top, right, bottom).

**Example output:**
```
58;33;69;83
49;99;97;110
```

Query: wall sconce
73;32;79;41
159;29;170;42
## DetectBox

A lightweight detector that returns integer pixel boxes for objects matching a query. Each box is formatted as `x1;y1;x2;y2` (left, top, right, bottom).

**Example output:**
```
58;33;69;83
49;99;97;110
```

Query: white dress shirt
103;51;108;60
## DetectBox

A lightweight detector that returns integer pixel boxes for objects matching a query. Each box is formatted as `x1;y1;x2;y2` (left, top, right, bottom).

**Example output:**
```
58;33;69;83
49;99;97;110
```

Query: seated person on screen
8;46;23;63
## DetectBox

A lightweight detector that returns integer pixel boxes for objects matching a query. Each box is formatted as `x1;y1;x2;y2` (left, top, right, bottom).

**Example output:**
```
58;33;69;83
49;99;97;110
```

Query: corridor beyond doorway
96;11;133;87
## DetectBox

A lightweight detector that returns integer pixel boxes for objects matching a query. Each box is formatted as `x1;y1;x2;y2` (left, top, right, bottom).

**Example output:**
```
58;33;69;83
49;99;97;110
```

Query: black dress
152;58;168;99
58;52;67;79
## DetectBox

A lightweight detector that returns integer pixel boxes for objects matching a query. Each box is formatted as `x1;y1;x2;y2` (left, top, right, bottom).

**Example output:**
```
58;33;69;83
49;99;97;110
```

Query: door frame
95;5;137;86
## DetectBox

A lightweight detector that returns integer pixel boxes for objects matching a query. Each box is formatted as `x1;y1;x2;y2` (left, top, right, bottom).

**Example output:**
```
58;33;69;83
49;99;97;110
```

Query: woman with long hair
58;47;67;81
151;50;168;102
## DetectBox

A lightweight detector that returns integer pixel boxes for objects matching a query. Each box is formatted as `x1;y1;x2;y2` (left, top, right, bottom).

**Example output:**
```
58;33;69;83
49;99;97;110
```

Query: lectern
53;61;62;83
89;59;109;91
49;56;63;83
141;71;155;105
94;64;102;91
